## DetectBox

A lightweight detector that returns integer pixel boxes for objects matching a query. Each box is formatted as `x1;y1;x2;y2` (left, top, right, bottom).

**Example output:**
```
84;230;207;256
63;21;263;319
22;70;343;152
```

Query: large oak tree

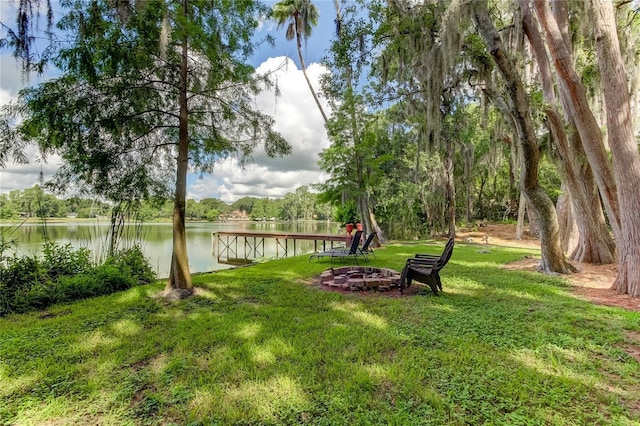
531;0;640;295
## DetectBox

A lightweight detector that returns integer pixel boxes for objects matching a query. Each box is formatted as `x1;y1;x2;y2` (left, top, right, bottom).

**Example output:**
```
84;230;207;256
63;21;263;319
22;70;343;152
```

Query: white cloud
0;146;62;193
0;52;30;104
187;56;332;202
0;52;62;194
0;51;51;98
0;59;25;99
188;157;331;203
0;87;13;107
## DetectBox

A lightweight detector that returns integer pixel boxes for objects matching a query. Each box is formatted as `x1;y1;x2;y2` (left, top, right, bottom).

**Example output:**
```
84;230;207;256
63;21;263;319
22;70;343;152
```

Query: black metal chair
358;232;377;260
309;230;364;265
400;237;455;295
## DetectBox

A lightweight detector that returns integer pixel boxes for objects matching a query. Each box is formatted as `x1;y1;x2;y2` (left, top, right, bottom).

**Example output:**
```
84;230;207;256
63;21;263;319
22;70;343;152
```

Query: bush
23;283;56;312
55;265;136;302
0;255;43;290
76;207;96;218
105;246;156;284
0;244;156;316
42;242;92;280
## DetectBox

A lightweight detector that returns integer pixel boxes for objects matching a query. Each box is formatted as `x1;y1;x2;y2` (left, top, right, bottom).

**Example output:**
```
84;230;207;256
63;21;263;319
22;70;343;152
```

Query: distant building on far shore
220;210;250;221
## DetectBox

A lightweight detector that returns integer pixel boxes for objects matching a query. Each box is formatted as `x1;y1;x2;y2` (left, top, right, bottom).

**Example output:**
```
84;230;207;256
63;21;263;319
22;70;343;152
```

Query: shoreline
0;218;334;225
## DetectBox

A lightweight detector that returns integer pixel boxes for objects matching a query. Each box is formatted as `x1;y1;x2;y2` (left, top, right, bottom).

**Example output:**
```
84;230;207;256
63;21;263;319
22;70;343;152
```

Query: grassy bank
1;242;639;425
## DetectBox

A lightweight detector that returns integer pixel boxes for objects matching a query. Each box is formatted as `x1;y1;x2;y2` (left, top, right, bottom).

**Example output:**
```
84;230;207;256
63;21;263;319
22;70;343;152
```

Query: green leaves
8;0;290;205
271;0;320;42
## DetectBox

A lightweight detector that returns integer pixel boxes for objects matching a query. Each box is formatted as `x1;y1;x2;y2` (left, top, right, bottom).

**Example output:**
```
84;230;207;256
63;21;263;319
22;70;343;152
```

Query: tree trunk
515;191;526;240
519;0;616;263
295;31;329;126
526;202;540;238
462;143;473;224
333;1;383;244
465;179;472;225
473;3;574;273
445;137;456;237
593;0;640;296
555;185;578;253
564;127;615;263
357;193;384;246
532;0;621;242
165;23;193;295
505;135;519;215
477;173;486;220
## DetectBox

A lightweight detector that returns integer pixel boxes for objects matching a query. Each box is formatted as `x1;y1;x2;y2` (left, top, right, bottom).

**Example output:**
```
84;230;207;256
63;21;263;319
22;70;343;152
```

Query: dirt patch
501;257;640;311
458;224;639;312
456;223;541;250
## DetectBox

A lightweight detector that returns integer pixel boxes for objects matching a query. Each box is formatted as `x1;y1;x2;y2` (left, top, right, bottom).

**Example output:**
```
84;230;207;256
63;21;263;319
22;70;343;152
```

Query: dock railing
212;231;348;263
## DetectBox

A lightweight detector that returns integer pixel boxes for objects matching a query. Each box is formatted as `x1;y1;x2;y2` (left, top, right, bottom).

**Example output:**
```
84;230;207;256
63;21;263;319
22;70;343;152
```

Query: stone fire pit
319;266;402;292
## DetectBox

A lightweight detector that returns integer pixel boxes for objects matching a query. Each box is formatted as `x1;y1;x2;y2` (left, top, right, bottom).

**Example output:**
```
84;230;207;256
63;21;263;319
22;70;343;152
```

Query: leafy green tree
250;198;267;220
76;208;96;219
279;192;299;221
200;198;230;214
0;194;18;219
321;0;385;241
232;197;258;215
64;197;82;215
18;186;43;218
7;0;290;295
10;185;66;218
186;199;206;221
205;209;220;221
294;186;315;220
264;198;280;219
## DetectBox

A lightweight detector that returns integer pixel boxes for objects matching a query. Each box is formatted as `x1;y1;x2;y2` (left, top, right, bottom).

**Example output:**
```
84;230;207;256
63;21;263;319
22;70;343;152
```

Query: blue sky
0;0;340;202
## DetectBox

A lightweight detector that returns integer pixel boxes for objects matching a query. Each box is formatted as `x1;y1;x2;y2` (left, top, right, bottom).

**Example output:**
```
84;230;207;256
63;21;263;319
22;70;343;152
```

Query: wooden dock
213;231;348;262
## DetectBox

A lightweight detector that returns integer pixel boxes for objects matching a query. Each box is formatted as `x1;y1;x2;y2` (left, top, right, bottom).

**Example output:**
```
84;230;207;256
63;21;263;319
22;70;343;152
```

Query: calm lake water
0;220;343;278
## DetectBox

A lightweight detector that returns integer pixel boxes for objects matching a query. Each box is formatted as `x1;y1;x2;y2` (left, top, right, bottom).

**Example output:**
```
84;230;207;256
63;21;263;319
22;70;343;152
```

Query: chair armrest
415;254;440;259
408;258;438;266
406;262;434;273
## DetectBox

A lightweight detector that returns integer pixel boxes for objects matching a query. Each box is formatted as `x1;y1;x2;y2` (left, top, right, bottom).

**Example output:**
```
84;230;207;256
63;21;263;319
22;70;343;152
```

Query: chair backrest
361;232;377;251
348;230;364;254
443;236;454;255
435;237;455;270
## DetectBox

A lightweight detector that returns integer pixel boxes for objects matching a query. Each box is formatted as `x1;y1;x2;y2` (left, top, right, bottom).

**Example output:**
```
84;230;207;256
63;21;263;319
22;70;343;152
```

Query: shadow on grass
0;242;638;425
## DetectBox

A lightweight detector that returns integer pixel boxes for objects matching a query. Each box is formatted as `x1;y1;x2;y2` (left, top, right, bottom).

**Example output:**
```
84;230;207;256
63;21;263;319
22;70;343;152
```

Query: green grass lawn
1;242;639;425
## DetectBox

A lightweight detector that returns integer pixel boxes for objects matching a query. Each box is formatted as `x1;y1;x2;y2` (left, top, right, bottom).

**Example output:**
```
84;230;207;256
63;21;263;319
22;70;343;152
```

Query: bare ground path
459;224;639;312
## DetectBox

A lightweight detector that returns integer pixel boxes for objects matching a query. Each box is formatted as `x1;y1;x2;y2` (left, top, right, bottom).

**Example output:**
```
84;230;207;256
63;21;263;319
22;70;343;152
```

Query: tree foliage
15;0;288;202
5;0;640;294
3;0;291;293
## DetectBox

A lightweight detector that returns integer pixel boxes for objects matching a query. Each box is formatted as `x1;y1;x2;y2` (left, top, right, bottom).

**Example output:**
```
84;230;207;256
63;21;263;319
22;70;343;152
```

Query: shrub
0;255;45;315
42;241;92;280
105;246;156;284
54;264;136;303
22;282;56;312
0;244;156;316
0;255;43;290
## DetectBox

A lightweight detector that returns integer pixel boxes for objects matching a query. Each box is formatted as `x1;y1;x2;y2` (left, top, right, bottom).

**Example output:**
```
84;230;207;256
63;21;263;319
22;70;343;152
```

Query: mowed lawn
1;241;639;425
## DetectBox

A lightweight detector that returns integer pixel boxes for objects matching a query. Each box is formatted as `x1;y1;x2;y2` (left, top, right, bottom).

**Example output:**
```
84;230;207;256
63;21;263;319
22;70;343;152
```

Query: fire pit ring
319;266;402;292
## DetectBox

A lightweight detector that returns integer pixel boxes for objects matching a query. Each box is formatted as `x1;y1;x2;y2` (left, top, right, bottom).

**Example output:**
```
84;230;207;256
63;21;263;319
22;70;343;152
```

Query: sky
0;0;338;203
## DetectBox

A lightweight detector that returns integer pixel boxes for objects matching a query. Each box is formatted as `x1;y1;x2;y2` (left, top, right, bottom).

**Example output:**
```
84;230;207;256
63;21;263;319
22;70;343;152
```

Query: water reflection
0;221;342;278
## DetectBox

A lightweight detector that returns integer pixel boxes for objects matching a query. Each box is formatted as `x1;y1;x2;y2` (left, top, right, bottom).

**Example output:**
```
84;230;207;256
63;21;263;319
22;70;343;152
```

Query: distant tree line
0;185;111;219
0;185;334;222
